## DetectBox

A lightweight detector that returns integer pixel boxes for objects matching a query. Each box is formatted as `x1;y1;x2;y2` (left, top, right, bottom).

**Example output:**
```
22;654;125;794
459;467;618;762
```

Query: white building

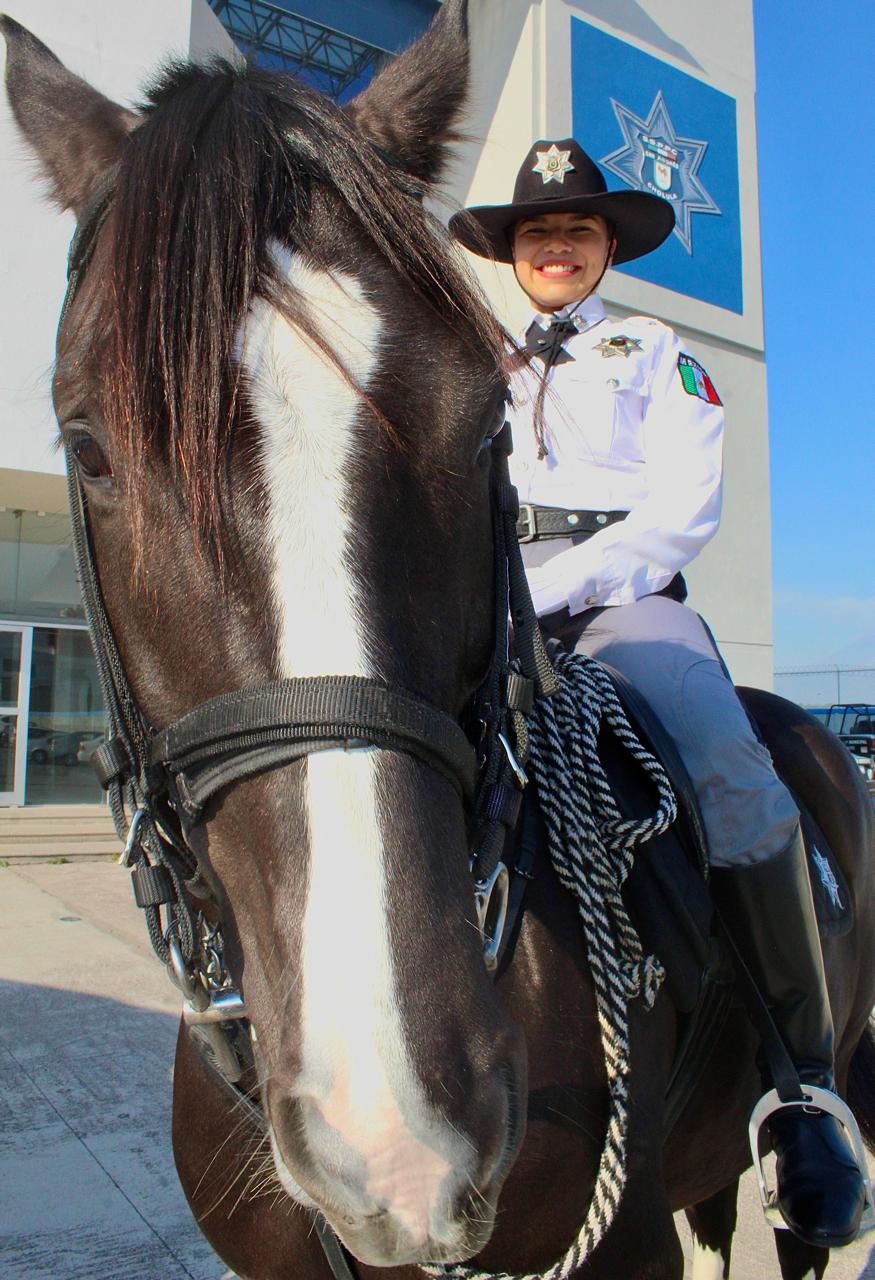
0;0;233;806
447;0;770;686
0;0;769;809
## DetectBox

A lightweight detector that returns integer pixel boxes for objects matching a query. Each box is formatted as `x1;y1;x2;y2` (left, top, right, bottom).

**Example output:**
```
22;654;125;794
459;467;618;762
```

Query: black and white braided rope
426;651;677;1280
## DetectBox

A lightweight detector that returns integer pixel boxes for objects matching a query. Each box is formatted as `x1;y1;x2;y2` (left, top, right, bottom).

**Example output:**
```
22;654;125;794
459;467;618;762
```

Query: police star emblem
600;90;720;255
595;335;642;359
533;144;575;185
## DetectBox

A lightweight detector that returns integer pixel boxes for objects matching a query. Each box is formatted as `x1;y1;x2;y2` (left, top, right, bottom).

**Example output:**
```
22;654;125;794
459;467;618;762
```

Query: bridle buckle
517;503;536;543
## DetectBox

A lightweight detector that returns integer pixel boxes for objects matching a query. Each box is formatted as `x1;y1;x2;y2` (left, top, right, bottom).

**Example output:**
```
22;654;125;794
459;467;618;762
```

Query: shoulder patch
677;353;722;405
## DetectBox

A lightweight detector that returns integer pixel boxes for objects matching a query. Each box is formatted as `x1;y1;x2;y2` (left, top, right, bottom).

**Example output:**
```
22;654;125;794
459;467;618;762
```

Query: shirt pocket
554;362;649;463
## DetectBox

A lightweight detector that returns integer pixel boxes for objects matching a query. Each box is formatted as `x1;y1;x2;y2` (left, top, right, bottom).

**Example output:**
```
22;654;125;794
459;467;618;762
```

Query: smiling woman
451;128;872;1256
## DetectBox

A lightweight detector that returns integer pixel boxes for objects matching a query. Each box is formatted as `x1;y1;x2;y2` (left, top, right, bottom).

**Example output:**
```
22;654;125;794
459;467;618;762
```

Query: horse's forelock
92;58;503;562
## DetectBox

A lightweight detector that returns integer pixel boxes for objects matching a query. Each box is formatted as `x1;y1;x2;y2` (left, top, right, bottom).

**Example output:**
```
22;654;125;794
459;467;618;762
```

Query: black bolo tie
524;315;580;368
523;313;581;459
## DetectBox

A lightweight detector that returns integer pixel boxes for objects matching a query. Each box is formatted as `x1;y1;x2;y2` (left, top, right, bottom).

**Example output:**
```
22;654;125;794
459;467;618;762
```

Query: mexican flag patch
678;354;722;405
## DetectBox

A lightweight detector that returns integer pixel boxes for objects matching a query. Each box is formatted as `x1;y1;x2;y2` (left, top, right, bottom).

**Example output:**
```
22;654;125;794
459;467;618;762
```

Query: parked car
817;704;875;788
28;730;82;767
46;731;83;767
26;727;54;764
76;733;105;765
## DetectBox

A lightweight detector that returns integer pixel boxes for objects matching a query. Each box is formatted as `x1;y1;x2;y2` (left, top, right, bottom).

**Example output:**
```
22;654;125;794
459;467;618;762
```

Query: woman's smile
536;261;582;277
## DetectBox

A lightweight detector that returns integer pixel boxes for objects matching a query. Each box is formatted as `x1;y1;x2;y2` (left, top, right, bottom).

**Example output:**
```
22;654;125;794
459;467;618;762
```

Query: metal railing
774;665;875;706
209;0;393;98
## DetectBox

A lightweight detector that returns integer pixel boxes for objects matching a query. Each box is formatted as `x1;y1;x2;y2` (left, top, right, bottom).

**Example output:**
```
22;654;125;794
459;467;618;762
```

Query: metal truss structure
209;0;392;99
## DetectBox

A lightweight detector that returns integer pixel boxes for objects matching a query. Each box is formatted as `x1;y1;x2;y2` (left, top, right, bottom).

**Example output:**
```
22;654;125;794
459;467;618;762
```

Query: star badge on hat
594;335;643;359
532;144;575;185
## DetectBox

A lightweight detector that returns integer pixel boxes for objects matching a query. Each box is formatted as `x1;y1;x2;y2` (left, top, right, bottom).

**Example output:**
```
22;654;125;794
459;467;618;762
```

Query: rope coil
427;650;677;1280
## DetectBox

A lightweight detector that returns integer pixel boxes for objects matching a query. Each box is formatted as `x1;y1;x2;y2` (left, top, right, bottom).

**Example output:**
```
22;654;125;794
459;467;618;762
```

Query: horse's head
2;3;527;1265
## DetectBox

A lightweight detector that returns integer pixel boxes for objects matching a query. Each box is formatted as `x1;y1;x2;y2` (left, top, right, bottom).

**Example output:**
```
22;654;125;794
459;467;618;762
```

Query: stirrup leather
748;1086;875;1233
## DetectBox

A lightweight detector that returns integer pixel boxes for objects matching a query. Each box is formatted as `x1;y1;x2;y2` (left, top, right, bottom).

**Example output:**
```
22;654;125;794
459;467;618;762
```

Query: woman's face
512;211;615;312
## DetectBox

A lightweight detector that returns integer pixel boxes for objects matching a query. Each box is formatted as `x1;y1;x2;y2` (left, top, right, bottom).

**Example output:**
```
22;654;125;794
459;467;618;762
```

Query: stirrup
748;1086;875;1233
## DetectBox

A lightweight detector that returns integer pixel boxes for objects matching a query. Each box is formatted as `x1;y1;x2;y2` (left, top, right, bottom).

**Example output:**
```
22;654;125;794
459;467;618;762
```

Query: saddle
502;661;853;1136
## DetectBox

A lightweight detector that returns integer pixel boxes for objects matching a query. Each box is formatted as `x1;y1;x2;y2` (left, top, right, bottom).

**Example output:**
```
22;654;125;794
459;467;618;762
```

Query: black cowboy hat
449;138;675;265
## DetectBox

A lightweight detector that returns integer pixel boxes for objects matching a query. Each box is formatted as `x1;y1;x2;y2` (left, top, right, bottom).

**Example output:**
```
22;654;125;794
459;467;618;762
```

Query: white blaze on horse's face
238;243;477;1259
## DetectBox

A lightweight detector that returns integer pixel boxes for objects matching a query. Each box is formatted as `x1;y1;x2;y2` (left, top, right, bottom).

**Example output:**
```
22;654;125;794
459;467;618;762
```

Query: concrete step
0;805;121;862
0;819;119;841
1;839;121;864
0;803;112;822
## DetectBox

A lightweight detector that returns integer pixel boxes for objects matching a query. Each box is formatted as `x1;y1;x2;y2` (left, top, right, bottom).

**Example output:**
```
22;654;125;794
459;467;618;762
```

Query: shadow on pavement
0;980;231;1280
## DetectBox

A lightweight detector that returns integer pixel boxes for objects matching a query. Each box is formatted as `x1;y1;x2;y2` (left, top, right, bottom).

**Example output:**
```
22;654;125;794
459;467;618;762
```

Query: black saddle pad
594;664;714;1014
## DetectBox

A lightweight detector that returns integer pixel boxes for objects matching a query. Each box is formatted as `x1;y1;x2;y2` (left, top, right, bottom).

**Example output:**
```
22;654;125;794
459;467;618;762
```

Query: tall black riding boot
710;827;867;1248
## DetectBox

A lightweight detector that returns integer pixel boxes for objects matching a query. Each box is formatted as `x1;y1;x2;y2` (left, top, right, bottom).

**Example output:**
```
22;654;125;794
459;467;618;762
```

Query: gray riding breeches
527;562;799;867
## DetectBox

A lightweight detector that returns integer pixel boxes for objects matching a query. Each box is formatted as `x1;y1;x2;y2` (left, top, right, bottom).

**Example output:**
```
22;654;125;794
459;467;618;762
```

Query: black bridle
62;178;557;1021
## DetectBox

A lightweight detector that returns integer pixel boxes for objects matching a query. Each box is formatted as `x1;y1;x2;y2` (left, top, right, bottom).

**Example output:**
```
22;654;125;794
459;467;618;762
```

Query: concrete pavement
0;860;231;1280
1;859;873;1279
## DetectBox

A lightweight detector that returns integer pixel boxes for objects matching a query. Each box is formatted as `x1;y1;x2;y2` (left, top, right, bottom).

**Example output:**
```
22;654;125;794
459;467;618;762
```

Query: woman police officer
450;138;866;1249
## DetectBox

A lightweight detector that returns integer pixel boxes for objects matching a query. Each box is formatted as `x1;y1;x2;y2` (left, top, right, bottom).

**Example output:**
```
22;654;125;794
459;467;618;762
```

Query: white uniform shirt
508;293;724;615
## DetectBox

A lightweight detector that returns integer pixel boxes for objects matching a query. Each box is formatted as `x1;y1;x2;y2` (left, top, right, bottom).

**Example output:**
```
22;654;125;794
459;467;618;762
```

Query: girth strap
150;676;478;823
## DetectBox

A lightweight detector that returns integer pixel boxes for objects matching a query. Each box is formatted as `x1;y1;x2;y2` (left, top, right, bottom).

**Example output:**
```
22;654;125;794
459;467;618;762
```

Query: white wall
0;0;233;498
445;0;772;686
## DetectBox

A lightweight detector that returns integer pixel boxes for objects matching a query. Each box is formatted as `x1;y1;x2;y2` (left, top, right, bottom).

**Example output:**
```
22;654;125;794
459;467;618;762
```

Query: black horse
2;5;873;1278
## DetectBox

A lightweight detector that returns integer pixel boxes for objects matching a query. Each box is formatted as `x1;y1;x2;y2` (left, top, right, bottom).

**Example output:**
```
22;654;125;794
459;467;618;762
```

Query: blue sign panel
571;18;743;314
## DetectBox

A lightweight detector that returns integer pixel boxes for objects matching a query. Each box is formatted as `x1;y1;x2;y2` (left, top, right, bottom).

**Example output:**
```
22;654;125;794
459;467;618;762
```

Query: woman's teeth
539;263;579;275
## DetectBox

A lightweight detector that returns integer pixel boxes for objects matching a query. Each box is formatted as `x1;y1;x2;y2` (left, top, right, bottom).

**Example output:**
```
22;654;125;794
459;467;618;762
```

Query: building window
0;507;83;623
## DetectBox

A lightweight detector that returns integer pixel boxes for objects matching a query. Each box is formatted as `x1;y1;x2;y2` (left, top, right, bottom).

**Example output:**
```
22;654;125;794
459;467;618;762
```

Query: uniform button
566;513;580;526
607;377;619;389
596;513;608;525
585;595;598;606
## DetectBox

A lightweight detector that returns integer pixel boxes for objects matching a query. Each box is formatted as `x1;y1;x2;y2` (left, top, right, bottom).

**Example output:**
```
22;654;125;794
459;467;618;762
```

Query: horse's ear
346;0;468;185
1;15;138;214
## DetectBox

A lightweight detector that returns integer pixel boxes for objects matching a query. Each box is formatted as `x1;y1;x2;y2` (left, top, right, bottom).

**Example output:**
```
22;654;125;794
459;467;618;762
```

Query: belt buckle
517;503;536;543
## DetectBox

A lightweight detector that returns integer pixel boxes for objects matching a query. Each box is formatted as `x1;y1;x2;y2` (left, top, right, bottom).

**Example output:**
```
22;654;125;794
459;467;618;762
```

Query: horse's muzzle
265;1052;525;1267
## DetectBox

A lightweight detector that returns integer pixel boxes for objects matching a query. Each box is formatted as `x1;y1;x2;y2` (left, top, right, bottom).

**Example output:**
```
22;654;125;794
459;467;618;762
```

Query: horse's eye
69;431;112;481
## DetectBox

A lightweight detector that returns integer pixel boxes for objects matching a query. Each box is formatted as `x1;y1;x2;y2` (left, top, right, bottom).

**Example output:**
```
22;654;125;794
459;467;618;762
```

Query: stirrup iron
748;1086;875;1233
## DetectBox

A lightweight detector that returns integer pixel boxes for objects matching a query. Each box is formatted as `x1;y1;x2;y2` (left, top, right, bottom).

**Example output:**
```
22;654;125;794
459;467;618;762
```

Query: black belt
516;504;627;543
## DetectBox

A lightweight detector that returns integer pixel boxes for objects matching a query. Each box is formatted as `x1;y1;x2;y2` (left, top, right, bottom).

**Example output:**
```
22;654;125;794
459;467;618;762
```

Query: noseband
63;179;557;1060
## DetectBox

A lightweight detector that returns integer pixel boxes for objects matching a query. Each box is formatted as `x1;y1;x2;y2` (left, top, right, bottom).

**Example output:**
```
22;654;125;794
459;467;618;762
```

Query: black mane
100;57;503;546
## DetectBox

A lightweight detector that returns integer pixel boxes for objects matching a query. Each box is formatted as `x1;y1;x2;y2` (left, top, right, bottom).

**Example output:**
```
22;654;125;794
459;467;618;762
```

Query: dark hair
100;58;506;554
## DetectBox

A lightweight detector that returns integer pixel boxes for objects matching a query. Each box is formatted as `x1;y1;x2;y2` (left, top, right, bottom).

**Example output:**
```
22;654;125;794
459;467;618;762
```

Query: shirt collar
527;292;606;335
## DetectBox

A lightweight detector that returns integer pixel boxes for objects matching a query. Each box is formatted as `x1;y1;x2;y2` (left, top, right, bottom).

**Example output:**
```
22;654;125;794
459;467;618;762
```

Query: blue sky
754;3;875;672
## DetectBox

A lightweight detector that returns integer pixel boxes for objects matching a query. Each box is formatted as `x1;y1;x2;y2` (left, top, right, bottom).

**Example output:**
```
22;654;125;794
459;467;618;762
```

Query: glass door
25;627;107;805
0;625;32;806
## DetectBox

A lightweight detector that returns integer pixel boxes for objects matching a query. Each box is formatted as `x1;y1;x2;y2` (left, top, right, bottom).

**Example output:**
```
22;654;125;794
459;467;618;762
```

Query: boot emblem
812;847;843;910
